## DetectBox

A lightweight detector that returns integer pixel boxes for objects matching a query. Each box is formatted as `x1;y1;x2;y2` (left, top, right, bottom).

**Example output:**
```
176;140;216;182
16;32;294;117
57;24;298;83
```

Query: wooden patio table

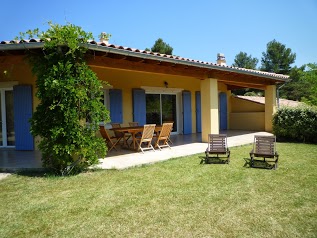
111;125;162;150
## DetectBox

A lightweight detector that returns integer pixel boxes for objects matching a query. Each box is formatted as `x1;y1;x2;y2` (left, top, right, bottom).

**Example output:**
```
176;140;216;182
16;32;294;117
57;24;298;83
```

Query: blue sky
1;0;316;68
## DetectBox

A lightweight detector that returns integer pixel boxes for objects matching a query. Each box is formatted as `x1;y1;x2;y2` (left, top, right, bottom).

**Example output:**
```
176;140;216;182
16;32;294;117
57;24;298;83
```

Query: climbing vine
19;22;110;174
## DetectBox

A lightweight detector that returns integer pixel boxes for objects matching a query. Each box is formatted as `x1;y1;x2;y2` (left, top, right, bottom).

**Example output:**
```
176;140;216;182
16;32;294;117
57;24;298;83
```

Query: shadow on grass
15;169;87;178
14;169;54;178
198;156;229;165
243;158;276;170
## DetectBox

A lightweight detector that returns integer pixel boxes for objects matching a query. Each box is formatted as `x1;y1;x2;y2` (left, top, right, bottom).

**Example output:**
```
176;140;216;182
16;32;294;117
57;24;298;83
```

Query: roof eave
0;42;289;82
86;44;289;82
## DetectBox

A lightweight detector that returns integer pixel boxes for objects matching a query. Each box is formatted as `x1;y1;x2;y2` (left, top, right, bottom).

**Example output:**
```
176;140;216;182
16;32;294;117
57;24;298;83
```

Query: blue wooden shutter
195;91;201;133
219;92;228;130
182;91;192;134
13;85;34;150
132;89;146;126
109;89;123;123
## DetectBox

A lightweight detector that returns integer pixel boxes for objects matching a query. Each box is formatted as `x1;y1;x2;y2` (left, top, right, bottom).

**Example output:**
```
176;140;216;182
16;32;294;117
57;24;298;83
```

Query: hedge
272;106;317;143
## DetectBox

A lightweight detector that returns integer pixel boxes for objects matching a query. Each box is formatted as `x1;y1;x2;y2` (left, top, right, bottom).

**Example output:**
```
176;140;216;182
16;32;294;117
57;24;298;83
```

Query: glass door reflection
146;93;177;132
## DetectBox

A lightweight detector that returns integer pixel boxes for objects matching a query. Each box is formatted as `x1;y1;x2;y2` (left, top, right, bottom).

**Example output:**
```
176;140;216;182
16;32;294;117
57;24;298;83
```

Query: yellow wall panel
231;96;264;112
230;112;265;131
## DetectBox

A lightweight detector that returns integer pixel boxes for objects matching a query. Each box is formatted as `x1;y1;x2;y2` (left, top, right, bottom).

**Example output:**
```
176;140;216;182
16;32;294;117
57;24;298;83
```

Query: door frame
142;86;183;134
0;87;15;148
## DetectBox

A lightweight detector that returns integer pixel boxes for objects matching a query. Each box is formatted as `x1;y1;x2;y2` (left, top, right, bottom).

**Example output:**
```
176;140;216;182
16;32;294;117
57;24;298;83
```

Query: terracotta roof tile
0;38;290;80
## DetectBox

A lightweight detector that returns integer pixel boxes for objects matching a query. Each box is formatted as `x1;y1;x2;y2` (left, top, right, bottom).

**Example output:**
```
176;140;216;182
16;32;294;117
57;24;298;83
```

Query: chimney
99;32;110;44
217;53;226;66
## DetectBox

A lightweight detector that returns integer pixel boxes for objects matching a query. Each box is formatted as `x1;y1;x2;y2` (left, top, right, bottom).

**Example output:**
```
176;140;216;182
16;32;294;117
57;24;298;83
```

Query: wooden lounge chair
154;122;173;150
99;126;120;152
203;134;230;164
250;135;279;169
135;124;156;153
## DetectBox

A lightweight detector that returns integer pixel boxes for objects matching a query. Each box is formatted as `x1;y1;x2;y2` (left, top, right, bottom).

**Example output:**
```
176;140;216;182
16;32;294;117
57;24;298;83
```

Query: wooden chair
129;122;139;127
163;121;174;144
128;122;141;144
154;123;173;150
203;134;230;164
250;135;279;169
135;124;156;153
110;122;128;145
99;126;120;152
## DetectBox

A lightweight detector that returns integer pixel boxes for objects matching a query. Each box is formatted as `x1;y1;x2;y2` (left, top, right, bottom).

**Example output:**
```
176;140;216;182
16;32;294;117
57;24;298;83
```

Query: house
0;39;289;151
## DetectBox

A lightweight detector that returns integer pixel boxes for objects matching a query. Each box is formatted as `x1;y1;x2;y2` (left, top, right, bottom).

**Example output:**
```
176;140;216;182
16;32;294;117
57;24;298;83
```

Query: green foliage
261;39;296;74
149;38;173;55
301;63;317;105
279;65;306;101
273;106;317;143
244;91;259;96
20;22;110;174
279;64;317;106
231;52;259;95
232;51;258;69
98;32;111;41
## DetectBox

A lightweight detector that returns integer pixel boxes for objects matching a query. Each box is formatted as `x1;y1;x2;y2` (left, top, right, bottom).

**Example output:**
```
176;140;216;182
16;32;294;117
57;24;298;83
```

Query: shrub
273;106;317;143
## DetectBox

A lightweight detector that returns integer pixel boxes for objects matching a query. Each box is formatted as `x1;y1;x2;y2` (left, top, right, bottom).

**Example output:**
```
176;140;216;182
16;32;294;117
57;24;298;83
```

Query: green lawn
1;143;317;237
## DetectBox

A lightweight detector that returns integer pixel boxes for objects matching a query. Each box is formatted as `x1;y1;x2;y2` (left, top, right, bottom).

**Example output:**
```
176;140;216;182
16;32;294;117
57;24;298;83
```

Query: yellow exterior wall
231;96;264;112
200;78;219;142
230;112;265;131
1;56;204;140
226;90;232;129
265;85;277;132
0;56;39;109
218;82;227;92
92;66;201;132
229;96;265;131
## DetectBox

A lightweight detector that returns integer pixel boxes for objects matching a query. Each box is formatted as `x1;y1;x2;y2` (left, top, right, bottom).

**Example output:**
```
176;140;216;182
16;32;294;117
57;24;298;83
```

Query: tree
279;63;317;106
278;65;306;101
300;63;317;105
261;39;296;74
18;22;110;174
232;51;258;69
231;52;260;95
146;38;173;55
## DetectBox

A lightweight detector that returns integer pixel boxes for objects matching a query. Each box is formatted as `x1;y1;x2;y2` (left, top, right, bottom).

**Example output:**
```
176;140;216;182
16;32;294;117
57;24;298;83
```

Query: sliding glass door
0;89;15;147
146;93;177;132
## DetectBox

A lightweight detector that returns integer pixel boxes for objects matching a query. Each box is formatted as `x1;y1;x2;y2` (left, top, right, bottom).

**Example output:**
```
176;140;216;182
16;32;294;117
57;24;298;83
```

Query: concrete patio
0;130;273;171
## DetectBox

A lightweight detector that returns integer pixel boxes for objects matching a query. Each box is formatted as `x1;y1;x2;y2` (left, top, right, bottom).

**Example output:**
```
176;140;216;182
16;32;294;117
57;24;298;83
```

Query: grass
0;142;317;237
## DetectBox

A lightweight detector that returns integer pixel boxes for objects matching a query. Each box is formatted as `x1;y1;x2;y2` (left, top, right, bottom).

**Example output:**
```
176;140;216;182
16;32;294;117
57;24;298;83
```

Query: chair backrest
111;123;121;128
129;122;139;127
253;136;276;156
141;124;156;142
111;123;124;138
206;134;228;153
163;121;174;132
158;123;173;139
99;126;111;141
